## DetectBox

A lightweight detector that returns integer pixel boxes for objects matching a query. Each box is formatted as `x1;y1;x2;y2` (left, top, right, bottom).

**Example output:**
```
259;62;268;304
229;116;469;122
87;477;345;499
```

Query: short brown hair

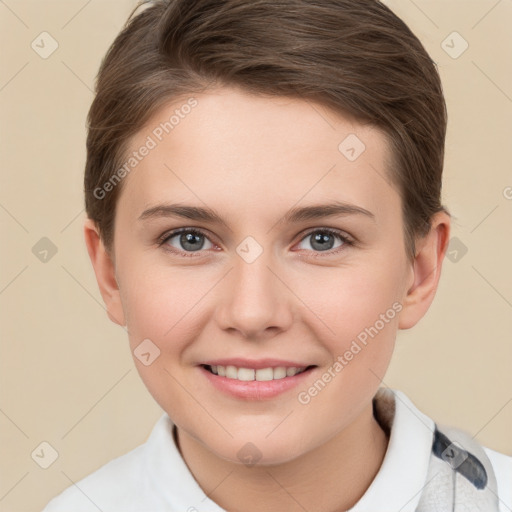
84;0;448;261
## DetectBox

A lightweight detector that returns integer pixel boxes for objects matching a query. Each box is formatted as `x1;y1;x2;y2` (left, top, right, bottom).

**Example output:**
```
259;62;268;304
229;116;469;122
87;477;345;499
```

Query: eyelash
157;227;355;258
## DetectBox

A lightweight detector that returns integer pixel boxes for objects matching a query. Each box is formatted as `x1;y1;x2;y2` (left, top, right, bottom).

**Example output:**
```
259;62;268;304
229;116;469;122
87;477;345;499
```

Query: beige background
0;1;511;511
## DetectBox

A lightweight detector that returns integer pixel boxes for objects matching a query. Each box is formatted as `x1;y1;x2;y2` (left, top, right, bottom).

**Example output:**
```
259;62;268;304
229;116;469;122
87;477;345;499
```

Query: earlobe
398;212;451;330
83;218;126;327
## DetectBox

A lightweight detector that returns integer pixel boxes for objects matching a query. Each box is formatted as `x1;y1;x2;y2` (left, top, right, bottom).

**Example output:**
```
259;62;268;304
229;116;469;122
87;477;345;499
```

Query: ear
83;218;126;327
398;211;451;329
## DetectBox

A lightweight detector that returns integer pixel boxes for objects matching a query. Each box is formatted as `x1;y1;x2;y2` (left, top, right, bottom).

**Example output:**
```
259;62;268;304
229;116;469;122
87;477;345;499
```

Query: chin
204;430;311;467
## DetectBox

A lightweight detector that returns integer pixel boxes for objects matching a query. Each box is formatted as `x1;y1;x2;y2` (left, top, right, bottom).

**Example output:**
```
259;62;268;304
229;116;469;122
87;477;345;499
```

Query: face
109;86;416;464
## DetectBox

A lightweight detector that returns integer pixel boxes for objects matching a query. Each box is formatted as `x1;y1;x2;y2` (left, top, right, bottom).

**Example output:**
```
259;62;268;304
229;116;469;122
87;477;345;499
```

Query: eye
157;227;353;258
159;228;215;256
296;228;353;254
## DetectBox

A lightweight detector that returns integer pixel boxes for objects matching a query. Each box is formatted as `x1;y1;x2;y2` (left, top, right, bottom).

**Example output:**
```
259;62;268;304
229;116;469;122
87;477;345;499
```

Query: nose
214;249;294;340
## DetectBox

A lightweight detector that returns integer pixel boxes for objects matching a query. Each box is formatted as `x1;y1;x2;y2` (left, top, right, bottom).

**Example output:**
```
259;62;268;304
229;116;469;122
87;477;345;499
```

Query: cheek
118;268;194;378
120;272;198;417
121;265;205;342
292;258;403;398
303;262;403;342
291;268;399;433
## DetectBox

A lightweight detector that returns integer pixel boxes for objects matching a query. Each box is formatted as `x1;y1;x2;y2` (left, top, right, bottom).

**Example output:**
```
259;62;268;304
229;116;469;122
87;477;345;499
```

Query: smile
199;362;317;400
204;364;309;381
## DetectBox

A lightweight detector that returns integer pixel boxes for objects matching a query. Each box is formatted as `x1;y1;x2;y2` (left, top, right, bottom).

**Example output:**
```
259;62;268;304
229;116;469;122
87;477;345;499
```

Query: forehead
117;86;399;227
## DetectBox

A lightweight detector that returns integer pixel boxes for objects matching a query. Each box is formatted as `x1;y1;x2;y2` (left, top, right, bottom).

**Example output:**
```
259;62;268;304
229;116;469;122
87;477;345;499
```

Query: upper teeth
209;365;306;381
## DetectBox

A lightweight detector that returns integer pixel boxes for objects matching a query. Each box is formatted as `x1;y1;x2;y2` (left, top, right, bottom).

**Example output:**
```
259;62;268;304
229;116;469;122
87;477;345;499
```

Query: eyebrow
138;201;375;228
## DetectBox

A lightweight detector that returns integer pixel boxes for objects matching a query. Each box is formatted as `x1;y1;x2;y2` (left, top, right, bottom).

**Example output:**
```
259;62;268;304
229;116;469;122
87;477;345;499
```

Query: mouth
199;362;317;400
202;364;314;381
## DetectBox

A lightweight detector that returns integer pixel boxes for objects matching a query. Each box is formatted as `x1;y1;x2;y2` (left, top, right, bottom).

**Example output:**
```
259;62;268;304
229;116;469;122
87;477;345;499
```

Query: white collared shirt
42;390;512;512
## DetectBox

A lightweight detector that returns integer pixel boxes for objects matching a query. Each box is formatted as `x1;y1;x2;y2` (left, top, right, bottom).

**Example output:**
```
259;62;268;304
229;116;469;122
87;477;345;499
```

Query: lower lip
199;365;315;400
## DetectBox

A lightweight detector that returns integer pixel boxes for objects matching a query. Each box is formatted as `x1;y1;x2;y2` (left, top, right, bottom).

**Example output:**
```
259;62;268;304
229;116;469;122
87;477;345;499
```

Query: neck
176;402;389;512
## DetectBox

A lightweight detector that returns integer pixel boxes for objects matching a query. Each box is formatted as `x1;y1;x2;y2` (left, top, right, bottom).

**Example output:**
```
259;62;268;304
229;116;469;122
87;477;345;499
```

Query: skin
84;86;450;512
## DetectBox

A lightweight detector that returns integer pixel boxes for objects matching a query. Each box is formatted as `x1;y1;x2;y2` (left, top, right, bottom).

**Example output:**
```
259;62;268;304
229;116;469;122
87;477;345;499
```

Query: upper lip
200;358;314;369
